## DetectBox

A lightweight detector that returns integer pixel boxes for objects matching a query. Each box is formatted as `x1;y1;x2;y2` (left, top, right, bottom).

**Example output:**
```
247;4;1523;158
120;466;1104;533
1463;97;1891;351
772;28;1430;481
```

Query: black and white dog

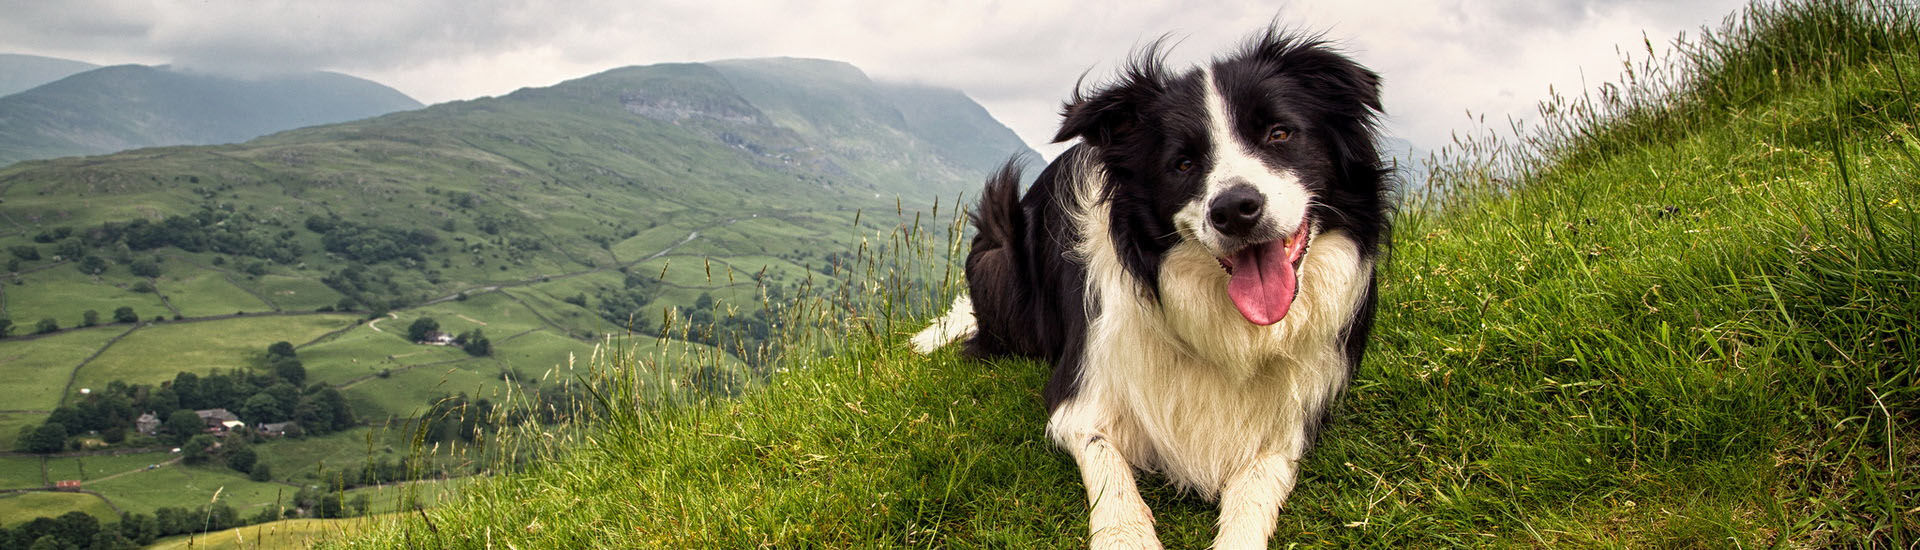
912;29;1388;549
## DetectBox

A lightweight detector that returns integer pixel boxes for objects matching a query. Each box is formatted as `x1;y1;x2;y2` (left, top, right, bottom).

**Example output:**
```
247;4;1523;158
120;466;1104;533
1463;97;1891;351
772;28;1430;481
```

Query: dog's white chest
1064;232;1370;497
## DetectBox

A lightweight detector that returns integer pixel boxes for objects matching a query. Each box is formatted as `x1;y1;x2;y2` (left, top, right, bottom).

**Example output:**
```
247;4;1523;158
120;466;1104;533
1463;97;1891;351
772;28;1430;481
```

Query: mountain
0;65;423;166
1377;136;1429;193
0;53;98;97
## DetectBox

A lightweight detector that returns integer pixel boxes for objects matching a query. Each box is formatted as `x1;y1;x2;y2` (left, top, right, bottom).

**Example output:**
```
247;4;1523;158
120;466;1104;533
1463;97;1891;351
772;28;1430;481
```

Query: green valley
0;53;1032;544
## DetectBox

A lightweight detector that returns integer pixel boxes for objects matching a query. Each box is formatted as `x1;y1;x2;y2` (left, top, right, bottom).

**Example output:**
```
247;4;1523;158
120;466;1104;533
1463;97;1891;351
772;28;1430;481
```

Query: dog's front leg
1051;402;1160;549
1211;453;1297;550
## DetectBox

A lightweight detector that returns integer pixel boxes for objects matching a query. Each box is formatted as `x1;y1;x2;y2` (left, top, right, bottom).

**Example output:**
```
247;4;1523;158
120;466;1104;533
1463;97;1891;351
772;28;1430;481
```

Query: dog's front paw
1090;522;1163;550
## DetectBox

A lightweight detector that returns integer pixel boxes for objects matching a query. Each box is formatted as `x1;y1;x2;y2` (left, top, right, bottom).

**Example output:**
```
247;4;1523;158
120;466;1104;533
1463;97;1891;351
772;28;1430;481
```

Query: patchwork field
0;325;125;411
0;491;117;527
73;314;358;390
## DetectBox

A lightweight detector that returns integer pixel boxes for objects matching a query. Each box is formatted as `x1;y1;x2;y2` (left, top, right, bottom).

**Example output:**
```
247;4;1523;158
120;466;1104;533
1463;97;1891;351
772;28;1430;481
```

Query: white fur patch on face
1171;67;1315;257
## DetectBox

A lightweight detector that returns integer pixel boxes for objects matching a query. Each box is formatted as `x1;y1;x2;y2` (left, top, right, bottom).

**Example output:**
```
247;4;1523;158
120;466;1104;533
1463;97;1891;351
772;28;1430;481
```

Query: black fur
964;29;1390;416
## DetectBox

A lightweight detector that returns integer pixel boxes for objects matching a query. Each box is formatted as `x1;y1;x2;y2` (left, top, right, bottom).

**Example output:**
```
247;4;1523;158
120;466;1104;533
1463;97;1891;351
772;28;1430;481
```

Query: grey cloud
0;0;1751;156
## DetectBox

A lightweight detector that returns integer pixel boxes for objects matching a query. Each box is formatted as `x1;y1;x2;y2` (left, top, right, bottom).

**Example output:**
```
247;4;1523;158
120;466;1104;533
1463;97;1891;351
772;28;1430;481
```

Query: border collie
912;29;1387;549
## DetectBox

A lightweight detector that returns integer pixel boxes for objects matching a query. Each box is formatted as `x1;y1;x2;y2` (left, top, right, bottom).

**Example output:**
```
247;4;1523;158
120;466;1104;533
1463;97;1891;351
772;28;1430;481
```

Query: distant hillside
0;65;423;166
0;56;1033;532
0;53;98;97
0;56;1032;416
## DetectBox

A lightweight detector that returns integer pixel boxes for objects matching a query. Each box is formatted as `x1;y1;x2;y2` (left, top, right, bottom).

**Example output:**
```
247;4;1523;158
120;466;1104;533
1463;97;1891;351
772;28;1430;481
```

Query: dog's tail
911;160;1024;354
970;159;1028;265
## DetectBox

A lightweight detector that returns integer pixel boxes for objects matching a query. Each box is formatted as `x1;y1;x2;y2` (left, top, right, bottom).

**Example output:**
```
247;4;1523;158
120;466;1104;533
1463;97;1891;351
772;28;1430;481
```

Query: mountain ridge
0;64;423;167
0;53;99;97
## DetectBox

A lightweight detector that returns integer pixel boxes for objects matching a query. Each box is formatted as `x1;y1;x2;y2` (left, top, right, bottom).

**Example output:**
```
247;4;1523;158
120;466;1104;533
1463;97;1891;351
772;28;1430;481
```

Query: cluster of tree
292;485;373;520
0;498;341;550
39;206;304;269
11;342;356;454
0;305;148;340
0;511;144;550
405;317;492;356
320;263;417;312
590;269;666;334
306;215;441;264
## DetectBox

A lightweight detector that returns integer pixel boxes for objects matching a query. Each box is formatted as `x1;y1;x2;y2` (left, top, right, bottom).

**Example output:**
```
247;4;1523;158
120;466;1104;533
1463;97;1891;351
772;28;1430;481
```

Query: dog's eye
1174;157;1194;173
1266;125;1293;144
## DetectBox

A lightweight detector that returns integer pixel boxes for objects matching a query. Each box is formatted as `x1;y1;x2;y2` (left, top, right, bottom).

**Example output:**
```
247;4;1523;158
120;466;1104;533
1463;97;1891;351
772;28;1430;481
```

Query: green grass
0;491;117;527
0;325;125;410
297;321;457;387
338;359;520;421
0;412;43;452
0;455;47;488
252;426;430;485
74;314;357;390
149;516;389;550
157;266;276;317
252;274;345;312
328;1;1920;547
86;463;294;516
3;268;168;329
43;450;173;483
344;478;470;516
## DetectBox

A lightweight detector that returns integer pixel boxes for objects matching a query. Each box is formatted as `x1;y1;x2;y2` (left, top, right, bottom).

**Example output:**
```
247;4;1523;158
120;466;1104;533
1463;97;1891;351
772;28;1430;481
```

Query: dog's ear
1053;49;1169;147
1251;30;1382;121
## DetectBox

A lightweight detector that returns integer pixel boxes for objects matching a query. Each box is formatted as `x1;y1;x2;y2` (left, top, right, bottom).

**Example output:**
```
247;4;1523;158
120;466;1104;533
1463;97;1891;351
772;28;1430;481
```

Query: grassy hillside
0;54;1032;539
324;1;1918;548
0;65;422;167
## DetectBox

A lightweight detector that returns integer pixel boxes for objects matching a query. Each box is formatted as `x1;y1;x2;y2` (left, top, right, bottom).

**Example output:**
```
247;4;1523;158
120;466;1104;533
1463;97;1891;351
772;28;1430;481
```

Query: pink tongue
1225;240;1298;326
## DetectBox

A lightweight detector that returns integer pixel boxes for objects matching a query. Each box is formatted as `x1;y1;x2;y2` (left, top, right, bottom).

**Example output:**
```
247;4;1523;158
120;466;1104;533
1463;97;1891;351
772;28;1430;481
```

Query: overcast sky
0;0;1749;159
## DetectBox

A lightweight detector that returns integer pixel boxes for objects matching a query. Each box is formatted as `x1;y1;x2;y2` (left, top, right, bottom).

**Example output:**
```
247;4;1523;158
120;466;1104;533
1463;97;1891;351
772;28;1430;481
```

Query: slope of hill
0;53;97;97
324;1;1918;547
0;56;1033;537
0;65;423;167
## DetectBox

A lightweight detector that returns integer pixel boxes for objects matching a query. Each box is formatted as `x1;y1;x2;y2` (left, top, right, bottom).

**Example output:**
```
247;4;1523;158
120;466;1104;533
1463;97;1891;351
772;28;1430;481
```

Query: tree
8;245;39;261
317;387;355;431
270;356;306;386
181;434;217;464
127;257;161;278
0;318;12;338
18;422;67;453
51;511;99;548
460;329;491;357
266;341;296;359
242;393;286;424
164;410;203;444
170;372;202;409
152;507;186;537
198;375;238;411
227;446;258;473
35;318;58;334
249;462;272;482
81;310;99;327
406;317;438;343
77;255;108;275
119;512;158;545
113;307;138;324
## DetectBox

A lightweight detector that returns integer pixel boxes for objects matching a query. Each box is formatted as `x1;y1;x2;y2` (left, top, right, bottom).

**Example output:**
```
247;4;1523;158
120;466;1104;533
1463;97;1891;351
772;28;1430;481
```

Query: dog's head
1056;30;1387;326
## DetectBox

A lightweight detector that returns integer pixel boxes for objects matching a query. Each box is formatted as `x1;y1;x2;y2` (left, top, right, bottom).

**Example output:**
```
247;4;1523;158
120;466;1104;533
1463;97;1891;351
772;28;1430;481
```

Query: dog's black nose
1207;185;1266;237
